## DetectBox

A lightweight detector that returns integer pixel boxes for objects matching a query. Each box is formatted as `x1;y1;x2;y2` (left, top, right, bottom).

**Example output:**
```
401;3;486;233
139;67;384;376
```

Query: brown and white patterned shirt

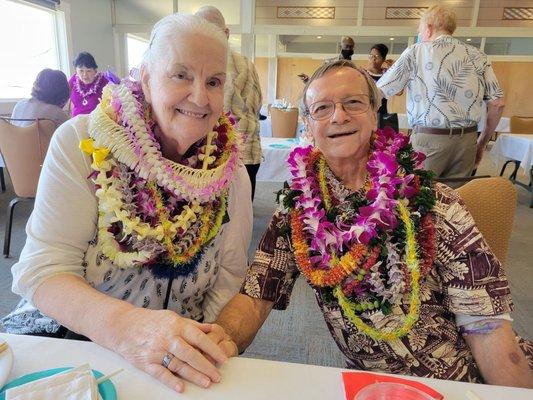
241;182;532;382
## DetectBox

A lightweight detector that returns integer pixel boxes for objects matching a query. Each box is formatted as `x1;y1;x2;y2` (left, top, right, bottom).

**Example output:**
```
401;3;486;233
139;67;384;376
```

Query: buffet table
1;333;532;400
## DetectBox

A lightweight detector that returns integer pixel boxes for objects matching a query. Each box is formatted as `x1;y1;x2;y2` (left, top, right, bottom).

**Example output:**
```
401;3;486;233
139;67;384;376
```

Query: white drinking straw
96;368;124;385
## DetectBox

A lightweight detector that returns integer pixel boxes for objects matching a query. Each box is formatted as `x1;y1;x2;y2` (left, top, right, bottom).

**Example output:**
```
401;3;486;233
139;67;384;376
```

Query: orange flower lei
291;210;368;287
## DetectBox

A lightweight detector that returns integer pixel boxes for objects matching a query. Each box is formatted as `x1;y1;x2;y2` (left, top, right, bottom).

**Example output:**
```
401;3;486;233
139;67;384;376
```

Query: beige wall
492;62;533;117
254;57;269;107
255;57;532;118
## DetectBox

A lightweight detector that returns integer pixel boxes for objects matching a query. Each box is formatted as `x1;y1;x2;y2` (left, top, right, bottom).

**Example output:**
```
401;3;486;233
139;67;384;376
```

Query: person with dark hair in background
11;68;70;127
366;44;389;115
365;43;399;131
69;52;109;116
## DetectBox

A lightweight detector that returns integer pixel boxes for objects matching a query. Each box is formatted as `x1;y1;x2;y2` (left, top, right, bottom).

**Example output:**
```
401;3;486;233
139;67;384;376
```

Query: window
484;37;533;56
280;35;338;54
0;0;61;99
457;37;482;50
126;34;149;74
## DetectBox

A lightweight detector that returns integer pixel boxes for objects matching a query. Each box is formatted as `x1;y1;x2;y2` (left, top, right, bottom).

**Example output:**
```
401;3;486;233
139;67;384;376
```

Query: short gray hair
299;60;381;116
420;5;457;34
142;13;227;71
195;6;226;30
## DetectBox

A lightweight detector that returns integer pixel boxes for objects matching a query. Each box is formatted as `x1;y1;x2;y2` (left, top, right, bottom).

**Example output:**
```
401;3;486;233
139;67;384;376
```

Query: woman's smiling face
141;32;227;159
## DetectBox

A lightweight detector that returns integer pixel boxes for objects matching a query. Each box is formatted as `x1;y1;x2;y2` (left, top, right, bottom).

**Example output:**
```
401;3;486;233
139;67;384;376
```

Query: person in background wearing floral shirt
377;5;505;187
206;60;533;387
196;6;263;201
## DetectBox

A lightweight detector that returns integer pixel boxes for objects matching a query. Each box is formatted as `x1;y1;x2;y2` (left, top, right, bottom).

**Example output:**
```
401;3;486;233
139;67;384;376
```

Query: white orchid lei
81;79;241;277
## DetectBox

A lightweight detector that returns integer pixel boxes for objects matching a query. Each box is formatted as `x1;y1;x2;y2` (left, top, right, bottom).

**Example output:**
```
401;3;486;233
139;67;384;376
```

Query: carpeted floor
0;152;532;368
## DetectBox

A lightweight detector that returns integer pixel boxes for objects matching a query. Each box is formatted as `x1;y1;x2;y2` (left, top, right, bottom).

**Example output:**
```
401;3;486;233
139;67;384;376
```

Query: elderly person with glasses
207;60;533;387
2;13;252;393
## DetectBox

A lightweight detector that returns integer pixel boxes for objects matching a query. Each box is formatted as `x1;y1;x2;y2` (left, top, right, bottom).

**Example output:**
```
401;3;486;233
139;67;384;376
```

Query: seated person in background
2;13;252;393
11;69;70;127
208;60;533;388
69;51;109;117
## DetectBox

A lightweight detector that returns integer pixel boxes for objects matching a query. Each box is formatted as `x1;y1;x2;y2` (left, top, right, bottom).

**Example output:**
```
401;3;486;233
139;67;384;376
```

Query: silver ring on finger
162;353;174;369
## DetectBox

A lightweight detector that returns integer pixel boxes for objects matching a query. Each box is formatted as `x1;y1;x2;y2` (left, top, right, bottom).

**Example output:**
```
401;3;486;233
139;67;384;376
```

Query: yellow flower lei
86;151;228;269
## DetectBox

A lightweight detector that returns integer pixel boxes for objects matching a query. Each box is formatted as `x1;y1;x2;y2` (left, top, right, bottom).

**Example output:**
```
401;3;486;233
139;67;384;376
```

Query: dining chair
456;177;517;265
510;116;533;134
0;118;57;257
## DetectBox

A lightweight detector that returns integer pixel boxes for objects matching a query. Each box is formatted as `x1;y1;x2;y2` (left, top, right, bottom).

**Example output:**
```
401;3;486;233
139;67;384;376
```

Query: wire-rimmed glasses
306;94;371;121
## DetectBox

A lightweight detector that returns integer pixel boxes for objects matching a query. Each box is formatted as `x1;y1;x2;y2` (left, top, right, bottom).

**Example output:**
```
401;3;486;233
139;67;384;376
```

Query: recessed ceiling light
316;36;322;39
389;37;395;41
466;38;472;42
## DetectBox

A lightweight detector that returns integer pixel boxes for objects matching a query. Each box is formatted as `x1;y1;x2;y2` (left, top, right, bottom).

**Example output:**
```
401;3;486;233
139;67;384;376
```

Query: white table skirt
2;333;533;400
257;137;300;182
489;133;533;174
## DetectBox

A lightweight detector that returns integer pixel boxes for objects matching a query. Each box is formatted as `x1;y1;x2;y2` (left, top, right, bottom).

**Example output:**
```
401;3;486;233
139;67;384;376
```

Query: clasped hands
112;308;238;393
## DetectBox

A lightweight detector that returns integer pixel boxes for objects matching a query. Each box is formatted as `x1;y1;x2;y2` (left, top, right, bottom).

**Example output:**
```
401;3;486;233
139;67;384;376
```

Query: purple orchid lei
287;127;426;270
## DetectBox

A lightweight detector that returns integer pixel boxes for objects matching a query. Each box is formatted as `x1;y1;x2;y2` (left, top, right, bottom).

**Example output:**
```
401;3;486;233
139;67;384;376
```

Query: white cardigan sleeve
11;116;97;303
202;164;253;322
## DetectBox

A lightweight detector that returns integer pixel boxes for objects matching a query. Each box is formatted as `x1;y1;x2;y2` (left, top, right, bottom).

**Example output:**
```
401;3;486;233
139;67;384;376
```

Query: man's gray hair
299;60;381;116
195;6;226;30
142;13;227;71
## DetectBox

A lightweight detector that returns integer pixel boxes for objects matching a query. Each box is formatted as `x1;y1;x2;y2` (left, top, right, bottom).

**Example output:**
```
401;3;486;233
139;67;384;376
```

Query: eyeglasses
368;54;382;60
306;95;371;121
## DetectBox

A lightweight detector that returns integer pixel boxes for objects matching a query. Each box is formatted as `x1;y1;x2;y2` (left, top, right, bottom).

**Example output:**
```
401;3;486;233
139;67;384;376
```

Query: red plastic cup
355;382;435;400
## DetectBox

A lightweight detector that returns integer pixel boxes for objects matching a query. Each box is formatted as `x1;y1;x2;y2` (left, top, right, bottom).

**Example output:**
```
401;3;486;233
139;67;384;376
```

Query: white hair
141;13;227;71
195;6;226;30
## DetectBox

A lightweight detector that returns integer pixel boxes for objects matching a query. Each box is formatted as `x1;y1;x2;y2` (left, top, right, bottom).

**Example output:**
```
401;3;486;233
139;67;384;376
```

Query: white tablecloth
1;333;532;400
489;133;533;174
257;137;300;182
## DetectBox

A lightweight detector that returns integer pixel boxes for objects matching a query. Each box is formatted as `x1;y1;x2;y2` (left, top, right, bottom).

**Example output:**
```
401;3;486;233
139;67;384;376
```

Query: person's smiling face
304;67;377;163
141;32;227;159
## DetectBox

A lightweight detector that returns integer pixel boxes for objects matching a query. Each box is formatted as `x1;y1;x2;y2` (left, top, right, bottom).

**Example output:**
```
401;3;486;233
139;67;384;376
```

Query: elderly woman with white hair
2;13;251;392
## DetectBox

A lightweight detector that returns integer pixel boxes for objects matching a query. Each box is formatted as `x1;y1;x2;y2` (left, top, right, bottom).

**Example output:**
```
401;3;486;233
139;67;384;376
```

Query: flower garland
81;79;240;276
284;127;436;341
89;80;242;203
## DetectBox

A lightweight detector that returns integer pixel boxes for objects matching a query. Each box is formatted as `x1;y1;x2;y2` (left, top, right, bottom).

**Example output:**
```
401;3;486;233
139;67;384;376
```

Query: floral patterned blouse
241;179;532;382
